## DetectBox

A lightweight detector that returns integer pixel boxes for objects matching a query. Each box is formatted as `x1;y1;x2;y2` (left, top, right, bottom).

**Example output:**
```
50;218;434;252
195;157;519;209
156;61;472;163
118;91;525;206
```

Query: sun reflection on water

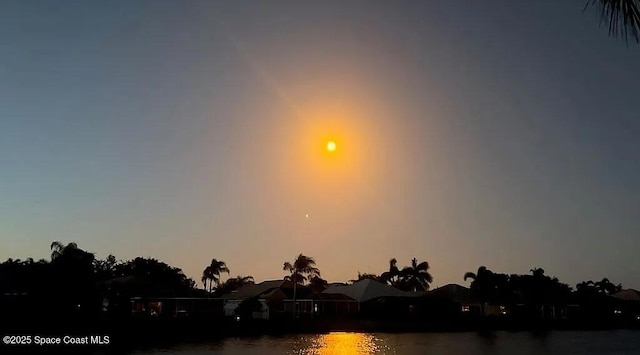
302;332;383;355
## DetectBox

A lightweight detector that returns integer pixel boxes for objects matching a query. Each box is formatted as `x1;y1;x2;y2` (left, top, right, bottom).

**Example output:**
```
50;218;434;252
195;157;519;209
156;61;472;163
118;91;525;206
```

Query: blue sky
1;1;639;289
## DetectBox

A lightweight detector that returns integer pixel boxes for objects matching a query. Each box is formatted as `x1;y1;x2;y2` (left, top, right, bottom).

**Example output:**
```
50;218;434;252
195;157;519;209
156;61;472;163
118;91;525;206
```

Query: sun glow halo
326;141;337;152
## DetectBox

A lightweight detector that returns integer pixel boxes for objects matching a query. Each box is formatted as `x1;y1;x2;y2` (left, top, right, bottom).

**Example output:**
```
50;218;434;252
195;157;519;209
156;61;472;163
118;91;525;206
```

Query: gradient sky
1;1;639;290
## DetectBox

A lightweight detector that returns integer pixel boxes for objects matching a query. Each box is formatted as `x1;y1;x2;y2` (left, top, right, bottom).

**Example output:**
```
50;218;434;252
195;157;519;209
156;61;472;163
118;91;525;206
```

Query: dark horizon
0;241;633;295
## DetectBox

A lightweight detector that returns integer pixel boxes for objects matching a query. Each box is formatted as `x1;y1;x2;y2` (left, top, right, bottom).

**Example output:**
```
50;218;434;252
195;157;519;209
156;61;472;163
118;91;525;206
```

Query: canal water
129;330;640;354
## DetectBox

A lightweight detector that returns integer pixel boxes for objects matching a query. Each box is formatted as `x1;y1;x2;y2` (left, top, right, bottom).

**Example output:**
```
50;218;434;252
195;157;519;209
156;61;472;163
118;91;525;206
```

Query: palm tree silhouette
380;258;400;287
464;266;487;284
201;269;214;292
464;266;496;316
202;259;229;293
585;0;640;43
595;278;623;294
283;254;320;314
216;275;254;295
577;278;622;295
399;257;433;292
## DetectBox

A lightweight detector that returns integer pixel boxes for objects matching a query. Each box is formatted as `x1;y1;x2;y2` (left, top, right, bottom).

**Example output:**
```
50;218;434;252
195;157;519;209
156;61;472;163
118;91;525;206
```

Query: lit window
461;305;470;312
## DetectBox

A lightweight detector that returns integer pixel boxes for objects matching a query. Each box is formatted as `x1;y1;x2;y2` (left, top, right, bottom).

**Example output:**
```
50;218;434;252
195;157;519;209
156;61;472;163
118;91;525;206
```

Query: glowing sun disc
326;141;337;152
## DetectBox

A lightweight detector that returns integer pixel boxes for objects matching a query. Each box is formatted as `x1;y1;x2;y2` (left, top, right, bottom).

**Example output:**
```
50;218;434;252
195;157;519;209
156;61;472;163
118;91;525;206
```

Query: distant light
326;141;336;152
236;316;241;321
462;305;470;312
614;309;622;314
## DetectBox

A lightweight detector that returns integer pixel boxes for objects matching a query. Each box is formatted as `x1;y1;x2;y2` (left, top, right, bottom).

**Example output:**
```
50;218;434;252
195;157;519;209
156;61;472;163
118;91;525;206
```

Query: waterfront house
321;279;423;318
611;289;640;322
220;280;311;319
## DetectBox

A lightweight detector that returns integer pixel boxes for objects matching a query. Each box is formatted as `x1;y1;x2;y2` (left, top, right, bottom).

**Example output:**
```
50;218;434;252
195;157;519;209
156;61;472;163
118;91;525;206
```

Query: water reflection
128;330;640;355
303;332;383;355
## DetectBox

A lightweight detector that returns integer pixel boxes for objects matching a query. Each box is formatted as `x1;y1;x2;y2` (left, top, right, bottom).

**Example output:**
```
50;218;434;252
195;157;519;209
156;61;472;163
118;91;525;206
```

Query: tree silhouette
283;254;320;310
111;257;196;297
576;280;598;295
398;257;433;292
216;275;254;296
464;266;498;315
202;258;230;292
380;258;401;287
0;257;51;300
50;241;94;266
94;254;119;280
283;272;306;284
202;268;214;292
585;0;640;43
308;275;329;294
530;267;545;278
507;268;573;318
577;278;622;295
594;278;623;294
49;241;97;315
2;244;197;325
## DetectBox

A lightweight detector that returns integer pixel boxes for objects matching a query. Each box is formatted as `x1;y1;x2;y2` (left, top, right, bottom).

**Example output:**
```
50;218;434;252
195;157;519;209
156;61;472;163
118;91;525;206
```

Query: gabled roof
612;289;640;301
221;280;308;300
322;279;421;303
221;280;284;300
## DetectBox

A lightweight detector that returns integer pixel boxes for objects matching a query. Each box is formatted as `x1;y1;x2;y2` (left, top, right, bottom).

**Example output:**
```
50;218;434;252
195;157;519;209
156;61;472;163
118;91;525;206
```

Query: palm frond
424;272;434;284
416;261;430;271
586;0;640;43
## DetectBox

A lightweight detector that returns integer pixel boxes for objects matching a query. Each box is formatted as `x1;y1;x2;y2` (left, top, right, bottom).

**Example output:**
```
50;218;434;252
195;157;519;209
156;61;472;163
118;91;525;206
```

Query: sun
326;141;337;152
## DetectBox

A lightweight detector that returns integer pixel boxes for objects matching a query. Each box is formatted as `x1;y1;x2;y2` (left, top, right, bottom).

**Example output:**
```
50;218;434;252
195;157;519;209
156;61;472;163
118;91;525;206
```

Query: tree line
1;242;626;312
